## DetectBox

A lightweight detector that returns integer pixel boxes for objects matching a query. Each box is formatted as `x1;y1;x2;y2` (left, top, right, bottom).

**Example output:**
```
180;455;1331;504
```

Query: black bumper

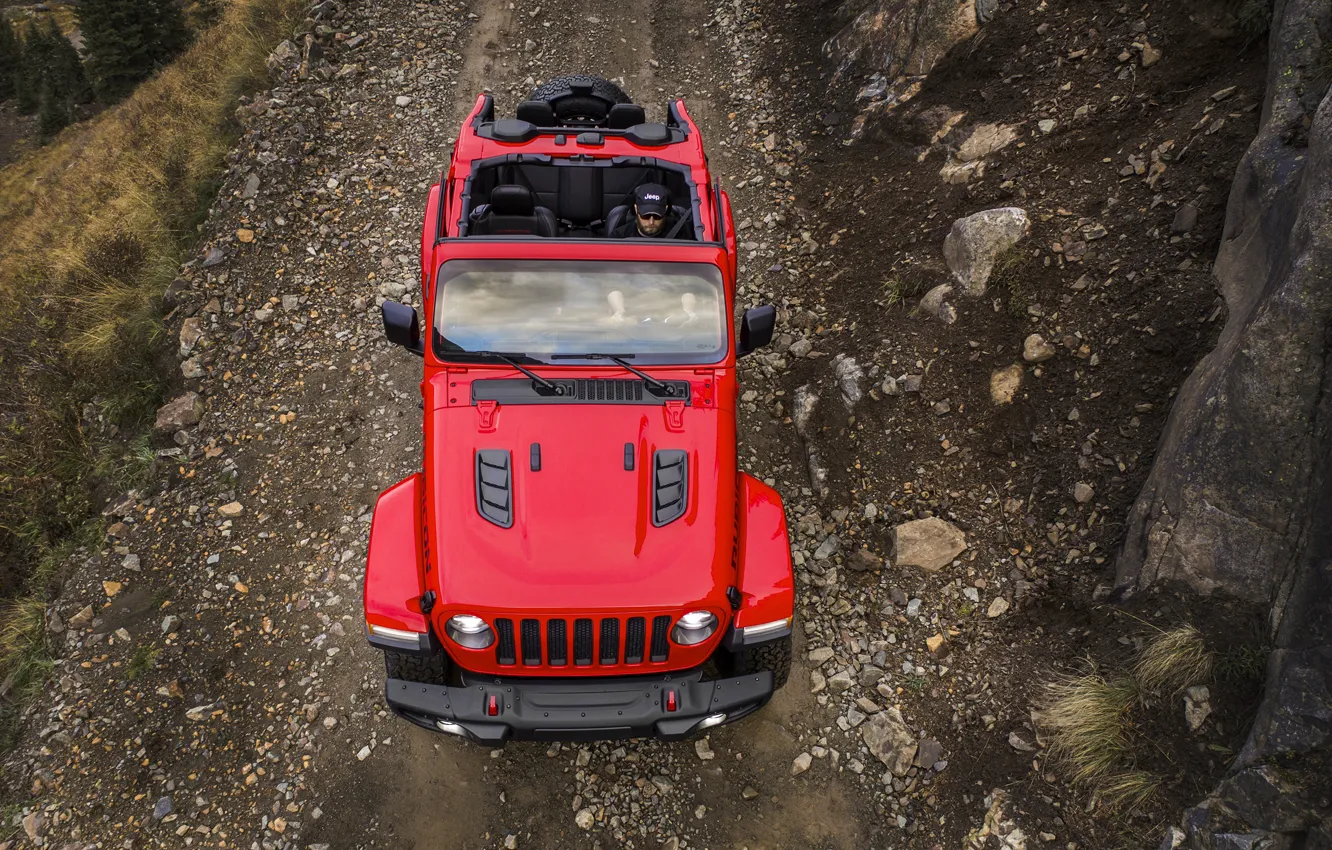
386;668;774;744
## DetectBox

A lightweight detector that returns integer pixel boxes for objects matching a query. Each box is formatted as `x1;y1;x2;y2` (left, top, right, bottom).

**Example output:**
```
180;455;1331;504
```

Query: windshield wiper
550;353;676;396
461;350;562;395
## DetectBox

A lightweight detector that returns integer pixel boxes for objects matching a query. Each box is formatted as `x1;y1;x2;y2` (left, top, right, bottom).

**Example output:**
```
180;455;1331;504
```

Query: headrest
516;100;556;125
607;103;646;129
489;185;535;215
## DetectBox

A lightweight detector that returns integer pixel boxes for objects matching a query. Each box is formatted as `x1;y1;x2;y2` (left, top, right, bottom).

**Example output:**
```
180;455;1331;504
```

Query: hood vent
652;450;688;527
475;450;514;528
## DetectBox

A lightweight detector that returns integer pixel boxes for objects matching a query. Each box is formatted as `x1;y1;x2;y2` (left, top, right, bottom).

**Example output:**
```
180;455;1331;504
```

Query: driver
610;184;691;239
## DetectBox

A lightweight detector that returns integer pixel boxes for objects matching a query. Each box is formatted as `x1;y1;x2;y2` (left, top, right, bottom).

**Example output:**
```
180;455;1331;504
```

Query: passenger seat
470;185;557;237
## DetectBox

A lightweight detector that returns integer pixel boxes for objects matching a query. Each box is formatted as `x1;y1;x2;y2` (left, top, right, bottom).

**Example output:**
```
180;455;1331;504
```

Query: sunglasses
637;212;663;221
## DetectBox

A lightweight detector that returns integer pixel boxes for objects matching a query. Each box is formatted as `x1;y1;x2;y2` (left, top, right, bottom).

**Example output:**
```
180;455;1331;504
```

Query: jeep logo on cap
644;193;661;201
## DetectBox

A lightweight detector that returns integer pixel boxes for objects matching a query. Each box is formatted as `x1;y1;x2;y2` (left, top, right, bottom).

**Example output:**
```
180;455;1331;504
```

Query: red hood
423;396;737;616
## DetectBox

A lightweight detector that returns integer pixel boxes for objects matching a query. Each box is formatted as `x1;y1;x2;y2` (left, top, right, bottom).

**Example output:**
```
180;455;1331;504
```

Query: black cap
633;183;669;217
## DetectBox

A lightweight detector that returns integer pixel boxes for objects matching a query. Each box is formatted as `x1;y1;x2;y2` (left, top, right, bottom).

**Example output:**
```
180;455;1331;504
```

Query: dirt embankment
0;0;1271;847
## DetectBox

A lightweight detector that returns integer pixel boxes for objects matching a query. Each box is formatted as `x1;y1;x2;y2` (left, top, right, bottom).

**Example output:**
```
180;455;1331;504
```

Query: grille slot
495;618;516;666
599;618;620;665
624;617;646;664
547;619;568;666
576;379;643;401
650;615;671;662
573;618;594;666
520;619;541;666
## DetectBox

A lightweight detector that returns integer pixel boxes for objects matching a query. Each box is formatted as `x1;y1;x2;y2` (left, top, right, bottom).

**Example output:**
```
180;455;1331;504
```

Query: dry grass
1036;626;1217;815
0;0;302;572
0;0;302;752
1135;624;1213;695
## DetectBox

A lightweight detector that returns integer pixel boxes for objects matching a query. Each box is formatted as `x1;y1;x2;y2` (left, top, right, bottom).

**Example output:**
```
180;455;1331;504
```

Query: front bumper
386;668;773;744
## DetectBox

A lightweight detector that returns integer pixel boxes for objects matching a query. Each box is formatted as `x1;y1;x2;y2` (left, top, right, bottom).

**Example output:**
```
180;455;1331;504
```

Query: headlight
445;614;494;649
671;610;718;646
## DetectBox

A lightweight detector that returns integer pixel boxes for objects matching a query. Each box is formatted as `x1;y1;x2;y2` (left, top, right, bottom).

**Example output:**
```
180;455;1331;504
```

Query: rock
858;665;886;687
791;752;813;775
832;354;864;407
217;501;244;518
828;668;856;692
919;283;957;324
792;385;819;437
103;580;122;597
694;737;714;761
504;835;518;849
395;95;413;107
986;597;1010;618
236;228;255;243
153;796;173;819
1074;482;1095;504
789;337;813;358
925;633;945;653
266;40;299;72
68;605;94;628
201;246;227;267
823;0;993;81
181;357;204;379
1022;334;1055;363
155;393;203;431
1141;41;1162;67
242;173;261;199
808;646;835;664
902;374;923;393
185;703;217;721
861;708;917;776
1172;203;1199;233
957;123;1019;162
1008;731;1036;752
161;615;180;634
940;158;984;184
22;812;42;841
1038;119;1057;134
179;317;204;357
814;534;841;560
990;364;1022;404
575;808;595;829
893;517;967;571
915;738;944;768
847;547;884;572
944;208;1030;296
1184;685;1212;732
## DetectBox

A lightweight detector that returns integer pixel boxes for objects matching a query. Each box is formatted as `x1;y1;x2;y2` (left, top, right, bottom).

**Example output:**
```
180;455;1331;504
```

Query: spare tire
530;74;631;127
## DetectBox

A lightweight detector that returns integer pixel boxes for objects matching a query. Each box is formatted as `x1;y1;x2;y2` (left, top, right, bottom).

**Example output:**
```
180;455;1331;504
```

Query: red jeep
362;76;795;743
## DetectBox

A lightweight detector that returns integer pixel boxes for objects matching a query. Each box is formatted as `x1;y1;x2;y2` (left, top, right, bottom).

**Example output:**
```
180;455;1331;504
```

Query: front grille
495;618;516;665
650;616;671;662
573;618;594;666
521;619;541;666
625;617;646;664
491;614;675;669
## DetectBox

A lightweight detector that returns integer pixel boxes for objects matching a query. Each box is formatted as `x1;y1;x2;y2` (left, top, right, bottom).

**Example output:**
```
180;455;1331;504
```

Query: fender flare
363;474;439;656
722;473;796;650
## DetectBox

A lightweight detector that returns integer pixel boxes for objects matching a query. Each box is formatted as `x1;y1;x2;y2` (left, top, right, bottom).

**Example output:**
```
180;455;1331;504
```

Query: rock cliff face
823;0;996;81
1113;0;1332;844
1115;0;1332;615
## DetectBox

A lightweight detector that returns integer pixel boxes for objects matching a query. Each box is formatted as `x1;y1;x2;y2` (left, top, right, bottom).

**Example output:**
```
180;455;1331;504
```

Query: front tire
384;649;448;685
724;636;792;690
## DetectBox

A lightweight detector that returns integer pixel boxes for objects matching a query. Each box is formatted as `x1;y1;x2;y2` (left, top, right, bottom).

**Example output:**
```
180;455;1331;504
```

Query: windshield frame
430;258;732;367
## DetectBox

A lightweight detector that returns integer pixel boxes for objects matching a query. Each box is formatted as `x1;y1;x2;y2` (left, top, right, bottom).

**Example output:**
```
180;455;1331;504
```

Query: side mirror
381;301;424;356
737;305;776;358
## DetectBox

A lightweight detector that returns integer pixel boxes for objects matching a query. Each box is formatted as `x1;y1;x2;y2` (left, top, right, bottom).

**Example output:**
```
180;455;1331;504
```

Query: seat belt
665;208;694;240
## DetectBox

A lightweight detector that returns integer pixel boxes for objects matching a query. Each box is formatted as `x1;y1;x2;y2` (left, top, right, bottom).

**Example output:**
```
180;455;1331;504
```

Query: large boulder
861;707;917;776
154;393;203;432
893;517;966;571
943;208;1030;296
823;0;995;83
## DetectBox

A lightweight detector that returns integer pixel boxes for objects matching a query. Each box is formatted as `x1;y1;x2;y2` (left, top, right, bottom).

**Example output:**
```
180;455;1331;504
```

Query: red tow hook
666;690;678;712
487;694;500;717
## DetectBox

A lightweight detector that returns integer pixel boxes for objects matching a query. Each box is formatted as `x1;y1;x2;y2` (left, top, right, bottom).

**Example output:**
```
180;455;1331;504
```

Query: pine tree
37;75;69;136
44;18;91;106
14;25;52;115
78;0;193;103
0;20;19;101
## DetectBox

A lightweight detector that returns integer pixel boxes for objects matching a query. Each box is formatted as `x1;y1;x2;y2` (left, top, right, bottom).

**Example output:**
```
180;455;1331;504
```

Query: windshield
433;259;727;363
